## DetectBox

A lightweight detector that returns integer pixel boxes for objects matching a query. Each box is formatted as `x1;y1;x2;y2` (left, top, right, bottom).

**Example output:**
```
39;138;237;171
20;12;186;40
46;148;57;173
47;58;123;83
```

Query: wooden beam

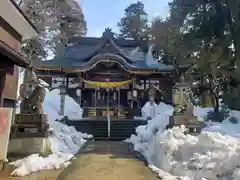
37;74;65;78
0;40;31;68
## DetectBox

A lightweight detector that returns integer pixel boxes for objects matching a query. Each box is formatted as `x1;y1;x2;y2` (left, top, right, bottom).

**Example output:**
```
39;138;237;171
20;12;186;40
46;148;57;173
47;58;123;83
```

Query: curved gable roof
37;28;188;73
65;37;135;64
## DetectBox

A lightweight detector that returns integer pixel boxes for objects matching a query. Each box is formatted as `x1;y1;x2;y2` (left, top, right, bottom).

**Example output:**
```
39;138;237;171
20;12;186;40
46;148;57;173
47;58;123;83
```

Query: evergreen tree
117;1;148;40
149;17;189;66
149;0;238;113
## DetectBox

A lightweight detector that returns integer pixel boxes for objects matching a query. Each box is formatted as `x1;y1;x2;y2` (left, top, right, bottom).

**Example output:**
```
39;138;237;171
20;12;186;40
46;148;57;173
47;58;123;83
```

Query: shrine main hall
36;28;187;120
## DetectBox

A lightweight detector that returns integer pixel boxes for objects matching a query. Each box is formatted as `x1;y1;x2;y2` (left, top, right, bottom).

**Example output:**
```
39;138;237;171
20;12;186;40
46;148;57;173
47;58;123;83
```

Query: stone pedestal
15;114;47;124
8;137;52;156
9;114;52;156
168;114;204;135
11;114;49;138
169;114;198;125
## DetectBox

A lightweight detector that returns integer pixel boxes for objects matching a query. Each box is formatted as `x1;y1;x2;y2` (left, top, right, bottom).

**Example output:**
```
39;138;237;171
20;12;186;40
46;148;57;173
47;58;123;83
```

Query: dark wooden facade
36;28;187;119
0;1;37;107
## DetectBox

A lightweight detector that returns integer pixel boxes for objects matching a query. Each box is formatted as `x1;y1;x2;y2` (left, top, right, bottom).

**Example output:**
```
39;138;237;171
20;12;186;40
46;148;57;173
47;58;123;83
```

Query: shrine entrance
96;88;118;108
89;88;123;119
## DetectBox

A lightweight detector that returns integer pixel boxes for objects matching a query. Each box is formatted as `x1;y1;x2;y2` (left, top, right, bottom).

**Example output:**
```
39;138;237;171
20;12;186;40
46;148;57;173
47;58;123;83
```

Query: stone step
10;131;50;139
15;114;47;124
11;124;49;133
66;119;147;141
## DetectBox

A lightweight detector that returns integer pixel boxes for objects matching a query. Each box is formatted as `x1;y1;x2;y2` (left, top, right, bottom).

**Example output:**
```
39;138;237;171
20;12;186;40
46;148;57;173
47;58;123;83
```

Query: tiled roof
38;28;182;72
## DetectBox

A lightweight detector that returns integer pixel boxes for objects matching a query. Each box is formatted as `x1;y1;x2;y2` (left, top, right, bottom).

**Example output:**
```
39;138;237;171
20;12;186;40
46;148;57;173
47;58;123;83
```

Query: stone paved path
0;141;158;180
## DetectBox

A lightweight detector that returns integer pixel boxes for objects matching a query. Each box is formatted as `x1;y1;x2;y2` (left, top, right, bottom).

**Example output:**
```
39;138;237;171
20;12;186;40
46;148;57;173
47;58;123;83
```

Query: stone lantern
148;86;156;102
76;88;81;105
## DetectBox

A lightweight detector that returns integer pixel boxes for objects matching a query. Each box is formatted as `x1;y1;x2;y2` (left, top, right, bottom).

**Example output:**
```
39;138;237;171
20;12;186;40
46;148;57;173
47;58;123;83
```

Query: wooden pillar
82;80;85;106
166;79;173;105
95;87;97;112
118;88;120;116
0;71;6;107
130;81;133;108
59;89;66;116
66;76;69;89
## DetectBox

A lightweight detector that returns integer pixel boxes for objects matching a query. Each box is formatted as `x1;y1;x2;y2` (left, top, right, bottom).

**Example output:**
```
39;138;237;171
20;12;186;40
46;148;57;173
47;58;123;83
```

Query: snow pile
9;153;73;177
146;126;240;179
193;106;213;121
126;101;174;157
141;101;158;119
48;122;91;155
193;106;240;137
127;103;240;179
10;88;92;176
141;101;174;120
190;106;240;138
43;88;91;155
43;89;83;120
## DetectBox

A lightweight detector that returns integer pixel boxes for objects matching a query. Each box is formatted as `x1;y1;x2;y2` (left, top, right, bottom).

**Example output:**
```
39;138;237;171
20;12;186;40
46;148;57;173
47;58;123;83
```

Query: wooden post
118;88;120;116
0;71;6;107
95;88;97;114
59;77;66;116
130;81;133;108
59;91;66;116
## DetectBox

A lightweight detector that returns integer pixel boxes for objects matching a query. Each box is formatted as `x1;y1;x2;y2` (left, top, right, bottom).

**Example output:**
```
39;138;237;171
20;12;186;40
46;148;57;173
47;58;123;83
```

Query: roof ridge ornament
102;28;114;39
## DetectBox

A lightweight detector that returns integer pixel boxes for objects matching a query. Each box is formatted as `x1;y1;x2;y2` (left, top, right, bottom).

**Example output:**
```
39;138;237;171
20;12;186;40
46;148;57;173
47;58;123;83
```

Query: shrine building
36;28;187;120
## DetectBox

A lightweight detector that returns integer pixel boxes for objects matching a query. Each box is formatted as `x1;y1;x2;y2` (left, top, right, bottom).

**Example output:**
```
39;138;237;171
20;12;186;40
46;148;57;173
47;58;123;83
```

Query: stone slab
15;114;47;124
8;137;52;156
10;131;49;138
169;114;198;125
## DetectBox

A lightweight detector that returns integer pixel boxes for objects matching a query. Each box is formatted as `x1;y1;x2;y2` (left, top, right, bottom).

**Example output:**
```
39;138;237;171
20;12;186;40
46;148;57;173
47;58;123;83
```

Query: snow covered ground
202;110;240;138
126;102;240;180
10;88;91;176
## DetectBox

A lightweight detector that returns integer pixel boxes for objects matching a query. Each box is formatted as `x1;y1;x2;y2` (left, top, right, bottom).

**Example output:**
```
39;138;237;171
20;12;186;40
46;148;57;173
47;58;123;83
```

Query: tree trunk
208;78;219;113
213;94;219;113
18;0;23;7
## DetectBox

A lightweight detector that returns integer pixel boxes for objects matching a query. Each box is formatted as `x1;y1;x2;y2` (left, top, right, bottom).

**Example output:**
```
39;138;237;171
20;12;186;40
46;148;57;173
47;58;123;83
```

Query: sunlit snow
127;102;240;180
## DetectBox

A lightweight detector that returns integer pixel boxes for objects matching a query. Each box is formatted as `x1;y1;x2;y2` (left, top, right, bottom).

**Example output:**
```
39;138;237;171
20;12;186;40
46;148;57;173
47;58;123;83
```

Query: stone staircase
65;119;147;141
110;120;146;140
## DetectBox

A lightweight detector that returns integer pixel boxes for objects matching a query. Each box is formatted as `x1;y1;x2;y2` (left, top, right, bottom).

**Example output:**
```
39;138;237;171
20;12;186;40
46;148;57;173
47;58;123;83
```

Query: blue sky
79;0;171;37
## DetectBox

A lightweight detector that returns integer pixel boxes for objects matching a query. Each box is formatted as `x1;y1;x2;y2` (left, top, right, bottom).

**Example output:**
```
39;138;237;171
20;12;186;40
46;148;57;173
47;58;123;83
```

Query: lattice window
127;91;132;100
51;77;65;88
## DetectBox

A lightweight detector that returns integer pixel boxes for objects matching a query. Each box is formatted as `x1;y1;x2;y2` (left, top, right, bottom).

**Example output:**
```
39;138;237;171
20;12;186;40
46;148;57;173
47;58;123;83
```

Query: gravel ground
0;141;158;180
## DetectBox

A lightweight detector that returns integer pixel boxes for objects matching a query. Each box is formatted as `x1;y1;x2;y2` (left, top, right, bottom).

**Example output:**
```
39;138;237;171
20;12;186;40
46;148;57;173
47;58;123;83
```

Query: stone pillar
148;87;156;101
76;88;81;106
59;87;66;116
167;86;173;105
